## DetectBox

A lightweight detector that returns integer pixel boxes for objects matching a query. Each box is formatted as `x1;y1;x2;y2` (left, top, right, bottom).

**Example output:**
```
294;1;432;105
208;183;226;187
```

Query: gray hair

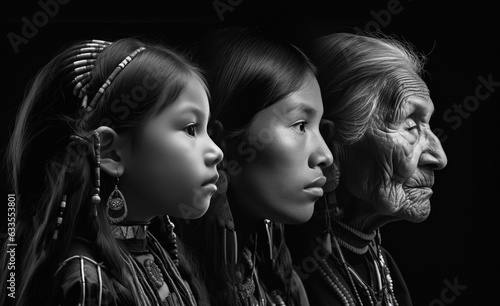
309;33;427;145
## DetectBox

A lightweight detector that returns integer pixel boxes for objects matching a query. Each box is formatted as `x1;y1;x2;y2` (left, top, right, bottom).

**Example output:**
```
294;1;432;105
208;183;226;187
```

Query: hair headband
69;39;146;112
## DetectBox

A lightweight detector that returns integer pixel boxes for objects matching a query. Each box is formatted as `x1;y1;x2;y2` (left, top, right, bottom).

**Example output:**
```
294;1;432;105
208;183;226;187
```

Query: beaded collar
110;221;151;254
331;220;376;255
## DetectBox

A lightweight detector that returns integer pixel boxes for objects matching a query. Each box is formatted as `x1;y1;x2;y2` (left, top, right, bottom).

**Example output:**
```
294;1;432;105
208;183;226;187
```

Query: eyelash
406;124;418;131
403;117;418;130
293;120;308;132
184;123;198;137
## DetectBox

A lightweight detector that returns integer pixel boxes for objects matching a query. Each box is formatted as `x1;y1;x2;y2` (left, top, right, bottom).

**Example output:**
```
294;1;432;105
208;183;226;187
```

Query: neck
227;185;261;247
122;197;155;223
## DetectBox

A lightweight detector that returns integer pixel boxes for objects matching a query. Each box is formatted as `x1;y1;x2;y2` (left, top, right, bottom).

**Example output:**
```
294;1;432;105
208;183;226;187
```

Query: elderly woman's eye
401;118;419;144
404;118;418;132
406;124;417;131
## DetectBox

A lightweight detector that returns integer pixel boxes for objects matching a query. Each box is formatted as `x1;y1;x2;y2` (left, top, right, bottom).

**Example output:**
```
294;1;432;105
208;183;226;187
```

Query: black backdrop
1;0;498;305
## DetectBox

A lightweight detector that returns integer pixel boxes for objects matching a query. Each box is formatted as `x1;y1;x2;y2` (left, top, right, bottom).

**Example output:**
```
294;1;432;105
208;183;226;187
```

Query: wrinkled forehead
383;71;432;122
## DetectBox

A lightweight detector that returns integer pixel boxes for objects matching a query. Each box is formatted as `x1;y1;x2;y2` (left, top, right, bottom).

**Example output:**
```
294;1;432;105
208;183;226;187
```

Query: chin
400;199;431;223
191;200;211;219
277;201;315;225
169;197;210;219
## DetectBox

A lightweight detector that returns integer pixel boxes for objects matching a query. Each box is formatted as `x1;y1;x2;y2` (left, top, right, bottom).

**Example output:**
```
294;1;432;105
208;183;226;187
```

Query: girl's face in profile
230;75;334;224
120;78;223;220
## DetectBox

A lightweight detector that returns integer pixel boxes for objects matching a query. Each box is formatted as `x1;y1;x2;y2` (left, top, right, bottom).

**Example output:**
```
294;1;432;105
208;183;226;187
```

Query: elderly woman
287;33;448;305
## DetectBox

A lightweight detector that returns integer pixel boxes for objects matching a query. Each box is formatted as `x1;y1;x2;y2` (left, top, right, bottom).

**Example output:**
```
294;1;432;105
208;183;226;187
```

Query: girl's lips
303;187;324;198
202;173;219;186
304;176;327;189
201;183;218;195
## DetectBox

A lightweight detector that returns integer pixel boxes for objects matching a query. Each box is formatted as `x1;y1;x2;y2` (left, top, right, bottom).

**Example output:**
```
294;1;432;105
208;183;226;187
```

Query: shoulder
295;258;347;306
290;269;310;306
380;246;413;306
48;239;123;305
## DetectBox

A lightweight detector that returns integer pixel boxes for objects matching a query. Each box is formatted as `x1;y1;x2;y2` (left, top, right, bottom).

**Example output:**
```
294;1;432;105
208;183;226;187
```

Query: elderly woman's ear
320;119;335;146
320;118;342;159
208;119;226;156
320;119;341;193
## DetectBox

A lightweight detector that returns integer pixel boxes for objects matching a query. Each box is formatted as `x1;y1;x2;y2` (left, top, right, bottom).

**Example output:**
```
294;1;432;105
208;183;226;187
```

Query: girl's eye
184;124;197;137
293;121;308;133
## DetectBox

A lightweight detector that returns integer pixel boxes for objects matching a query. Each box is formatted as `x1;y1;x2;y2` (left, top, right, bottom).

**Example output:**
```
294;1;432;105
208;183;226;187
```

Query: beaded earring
270;290;286;306
214;170;238;266
91;131;101;217
325;160;342;219
165;216;179;266
207;121;238;266
106;173;128;224
264;219;275;264
52;195;67;240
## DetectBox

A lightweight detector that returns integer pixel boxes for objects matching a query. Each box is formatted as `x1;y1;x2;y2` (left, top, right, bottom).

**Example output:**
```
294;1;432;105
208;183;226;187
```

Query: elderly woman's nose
418;129;448;170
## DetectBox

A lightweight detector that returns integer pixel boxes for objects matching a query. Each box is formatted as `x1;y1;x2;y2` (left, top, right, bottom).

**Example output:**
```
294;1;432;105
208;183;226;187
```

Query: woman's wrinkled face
229;75;334;224
340;76;447;223
120;78;223;220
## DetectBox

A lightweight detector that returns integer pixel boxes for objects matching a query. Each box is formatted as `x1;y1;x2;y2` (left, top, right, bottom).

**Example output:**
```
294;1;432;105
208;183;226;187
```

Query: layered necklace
111;221;197;306
236;231;287;306
318;220;398;306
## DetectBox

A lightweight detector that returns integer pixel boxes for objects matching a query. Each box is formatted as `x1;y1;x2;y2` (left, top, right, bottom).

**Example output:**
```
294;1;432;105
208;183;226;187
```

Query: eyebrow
178;104;209;120
393;97;435;122
285;102;318;116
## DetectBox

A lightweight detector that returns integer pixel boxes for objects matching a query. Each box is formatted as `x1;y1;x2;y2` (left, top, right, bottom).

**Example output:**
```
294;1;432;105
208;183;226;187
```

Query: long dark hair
1;38;209;305
182;27;317;305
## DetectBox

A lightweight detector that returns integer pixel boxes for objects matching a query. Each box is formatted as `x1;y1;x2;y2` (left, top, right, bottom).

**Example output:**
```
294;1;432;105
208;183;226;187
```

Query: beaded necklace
114;225;197;306
318;222;398;306
237;232;287;306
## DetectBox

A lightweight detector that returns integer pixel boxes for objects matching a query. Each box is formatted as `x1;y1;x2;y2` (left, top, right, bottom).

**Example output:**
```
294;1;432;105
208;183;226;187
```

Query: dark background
1;0;498;305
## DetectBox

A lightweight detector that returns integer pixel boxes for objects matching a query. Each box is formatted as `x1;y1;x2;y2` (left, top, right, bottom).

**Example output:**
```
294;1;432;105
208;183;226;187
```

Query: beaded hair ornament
68;40;146;112
53;40;146;241
52;40;197;305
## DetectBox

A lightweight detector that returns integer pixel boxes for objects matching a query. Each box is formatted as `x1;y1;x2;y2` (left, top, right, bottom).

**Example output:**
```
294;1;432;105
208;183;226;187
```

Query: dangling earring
106;173;128;224
53;195;67;240
324;160;343;219
165;216;179;266
91;131;101;217
321;194;333;255
264;219;275;264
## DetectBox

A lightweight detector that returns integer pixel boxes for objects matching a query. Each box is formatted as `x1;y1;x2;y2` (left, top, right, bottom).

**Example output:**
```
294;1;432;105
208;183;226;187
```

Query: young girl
1;38;222;305
180;28;334;305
